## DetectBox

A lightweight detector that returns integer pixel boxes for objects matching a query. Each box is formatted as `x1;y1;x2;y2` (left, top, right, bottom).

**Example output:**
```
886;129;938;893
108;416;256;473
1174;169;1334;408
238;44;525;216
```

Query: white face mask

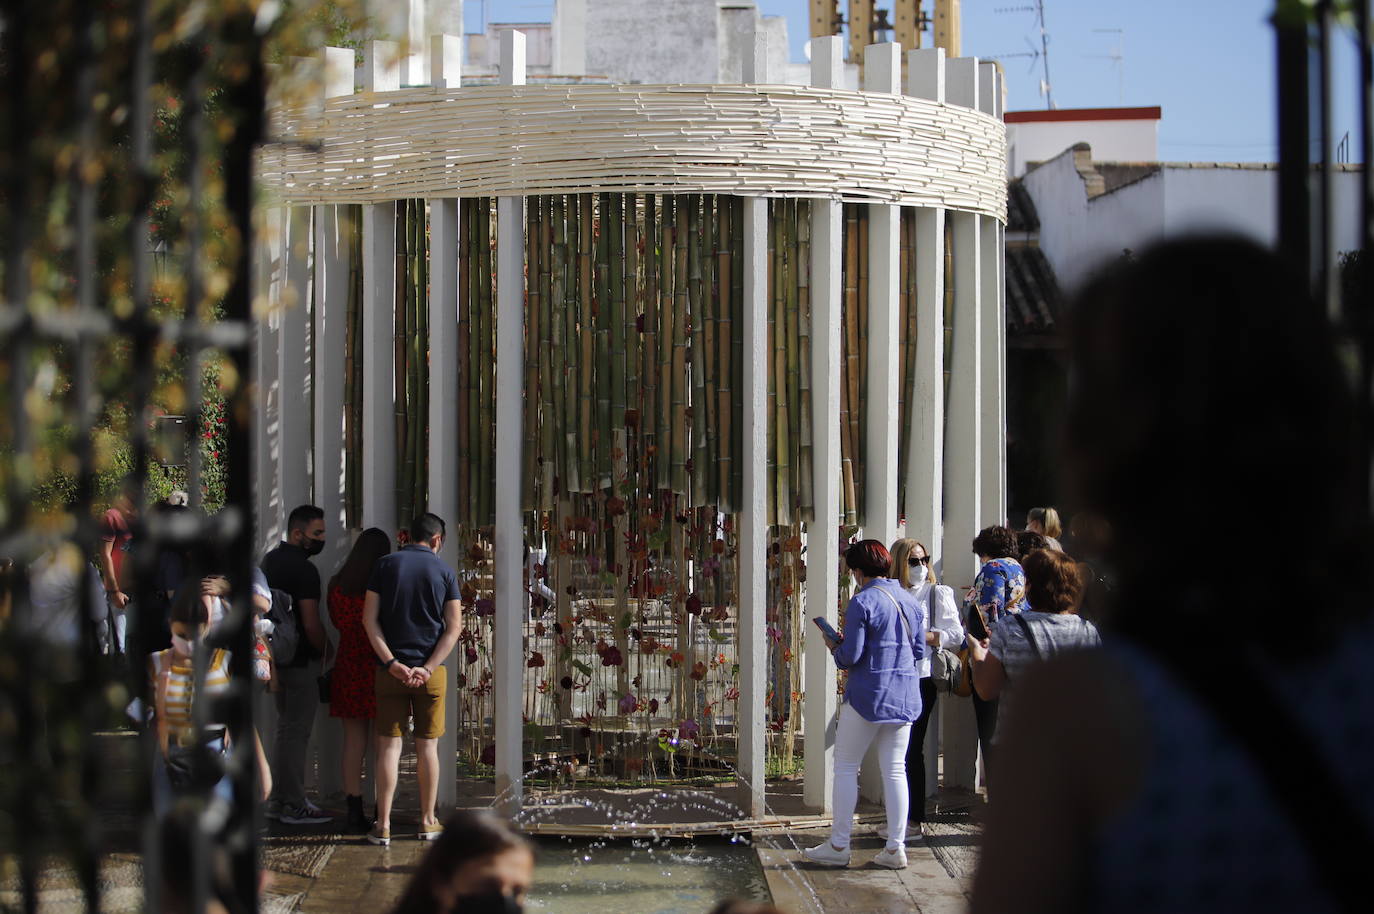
910;564;928;585
171;634;196;657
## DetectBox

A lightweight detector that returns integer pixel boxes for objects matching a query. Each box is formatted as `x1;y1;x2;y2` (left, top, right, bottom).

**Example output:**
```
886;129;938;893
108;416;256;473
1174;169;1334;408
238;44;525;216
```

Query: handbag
931;645;963;694
316;636;335;704
954;602;991;698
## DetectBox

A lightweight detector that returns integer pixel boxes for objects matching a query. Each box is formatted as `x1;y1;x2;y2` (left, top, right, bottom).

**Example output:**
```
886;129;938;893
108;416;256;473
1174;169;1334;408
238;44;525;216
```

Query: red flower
527;651;545;668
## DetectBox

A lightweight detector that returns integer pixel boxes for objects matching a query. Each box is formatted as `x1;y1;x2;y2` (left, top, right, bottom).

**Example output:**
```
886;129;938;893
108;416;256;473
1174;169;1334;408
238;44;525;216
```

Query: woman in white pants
804;540;927;870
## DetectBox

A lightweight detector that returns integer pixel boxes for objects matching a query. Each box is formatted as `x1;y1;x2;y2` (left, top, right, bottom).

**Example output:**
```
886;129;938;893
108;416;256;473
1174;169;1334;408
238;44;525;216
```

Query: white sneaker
877;822;923;843
802;842;851;867
872;846;908;869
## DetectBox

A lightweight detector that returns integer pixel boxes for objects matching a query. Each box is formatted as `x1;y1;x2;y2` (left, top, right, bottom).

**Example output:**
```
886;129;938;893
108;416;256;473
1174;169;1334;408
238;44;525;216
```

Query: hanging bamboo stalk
671;197;690;496
841;204;860;527
625;193;640;436
548;196;566;507
457;200;471;528
688;195;709;506
643;195;659;487
730;197;744;511
784;199;800;527
658;195;675;492
701;195;718;510
525;198;541;512
775;200;793;527
578;194;595;495
415;199;430;518
563;194;581;493
855;204;868;522
609;193;627;477
767;201;778;526
715;197;733;514
396;201;412;524
797;201;814;523
478;197;494;527
595;193;613;490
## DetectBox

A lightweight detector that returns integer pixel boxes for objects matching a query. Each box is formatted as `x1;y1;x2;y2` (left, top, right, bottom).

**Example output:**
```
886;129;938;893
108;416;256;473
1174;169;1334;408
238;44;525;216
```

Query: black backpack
265;586;301;666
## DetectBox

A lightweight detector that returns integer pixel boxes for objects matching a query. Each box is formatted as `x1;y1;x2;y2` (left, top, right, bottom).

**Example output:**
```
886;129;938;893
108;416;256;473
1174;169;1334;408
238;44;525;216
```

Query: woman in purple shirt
804;541;927;871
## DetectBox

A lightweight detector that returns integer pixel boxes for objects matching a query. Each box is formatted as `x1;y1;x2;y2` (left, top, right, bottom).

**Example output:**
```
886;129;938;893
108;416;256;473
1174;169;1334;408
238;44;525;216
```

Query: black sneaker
278;802;333;826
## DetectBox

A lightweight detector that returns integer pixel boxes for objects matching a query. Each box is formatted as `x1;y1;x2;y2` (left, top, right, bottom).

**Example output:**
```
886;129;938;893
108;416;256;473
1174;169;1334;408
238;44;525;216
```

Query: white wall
1023;147;1367;293
1008;117;1158;176
585;0;720;84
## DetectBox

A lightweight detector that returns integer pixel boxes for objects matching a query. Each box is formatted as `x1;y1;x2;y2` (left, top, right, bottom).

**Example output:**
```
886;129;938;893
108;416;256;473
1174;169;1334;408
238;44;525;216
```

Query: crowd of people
5;236;1371;911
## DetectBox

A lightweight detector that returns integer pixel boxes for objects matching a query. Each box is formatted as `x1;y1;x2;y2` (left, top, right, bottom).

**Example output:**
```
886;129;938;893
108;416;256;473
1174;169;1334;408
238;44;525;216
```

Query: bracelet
421;665;432;675
383;657;397;668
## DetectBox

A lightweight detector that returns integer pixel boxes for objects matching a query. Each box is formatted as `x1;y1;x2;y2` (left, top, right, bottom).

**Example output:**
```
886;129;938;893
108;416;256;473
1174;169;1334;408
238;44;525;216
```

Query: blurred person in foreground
971;237;1374;913
390;810;534;914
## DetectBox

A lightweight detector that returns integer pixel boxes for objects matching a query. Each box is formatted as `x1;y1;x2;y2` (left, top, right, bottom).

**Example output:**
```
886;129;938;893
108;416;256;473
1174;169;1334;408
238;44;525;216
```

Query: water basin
528;837;772;914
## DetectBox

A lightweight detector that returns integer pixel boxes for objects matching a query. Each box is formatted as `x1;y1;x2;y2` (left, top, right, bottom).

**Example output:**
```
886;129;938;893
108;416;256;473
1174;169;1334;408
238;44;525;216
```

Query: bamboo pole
841;204;860;527
397;201;413;524
578;193;594;495
564;195;581;493
730;197;744;512
767;200;778;526
783;199;799;527
643;195;659;487
458;200;472;529
479;196;494;527
626;193;640;431
416;199;430;515
715;197;733;514
775;200;794;527
898;208;913;518
345;205;363;527
540;197;556;512
658;195;675;493
702;196;718;510
856;204;868;523
671;197;690;496
595;193;613;490
689;195;708;506
550;196;568;503
797;200;814;524
524;197;540;512
609;193;627;451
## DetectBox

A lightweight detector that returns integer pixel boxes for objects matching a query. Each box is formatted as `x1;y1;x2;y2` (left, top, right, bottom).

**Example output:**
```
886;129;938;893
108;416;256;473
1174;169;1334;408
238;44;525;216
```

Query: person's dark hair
409;512;446;544
971;525;1017;560
169;586;210;627
707;902;788;914
1016;530;1048;559
330;528;392;597
1022;549;1086;615
286;504;324;534
391;810;533;914
845;539;891;579
1064;236;1370;654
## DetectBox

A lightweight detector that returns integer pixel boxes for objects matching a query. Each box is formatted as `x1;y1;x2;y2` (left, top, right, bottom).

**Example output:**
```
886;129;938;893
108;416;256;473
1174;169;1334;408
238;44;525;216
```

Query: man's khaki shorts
374;664;446;739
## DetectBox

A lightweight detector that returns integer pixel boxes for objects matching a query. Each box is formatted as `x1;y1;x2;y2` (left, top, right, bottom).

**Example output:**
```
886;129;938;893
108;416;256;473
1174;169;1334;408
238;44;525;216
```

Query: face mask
304;537;325;556
171;634;197;657
450;891;523;914
911;565;928;585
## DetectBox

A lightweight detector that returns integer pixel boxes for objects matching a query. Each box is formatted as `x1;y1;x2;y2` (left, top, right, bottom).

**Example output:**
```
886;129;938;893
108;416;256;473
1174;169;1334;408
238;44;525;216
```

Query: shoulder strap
1151;646;1373;914
874;585;919;660
1012;613;1044;662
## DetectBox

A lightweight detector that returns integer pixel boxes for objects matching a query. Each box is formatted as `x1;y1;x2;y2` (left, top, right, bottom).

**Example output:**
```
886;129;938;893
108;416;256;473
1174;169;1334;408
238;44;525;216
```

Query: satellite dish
803;39;812;62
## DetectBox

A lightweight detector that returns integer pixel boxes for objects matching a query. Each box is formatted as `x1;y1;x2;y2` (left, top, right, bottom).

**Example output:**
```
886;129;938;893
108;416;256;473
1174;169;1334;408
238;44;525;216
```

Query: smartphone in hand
812;616;842;643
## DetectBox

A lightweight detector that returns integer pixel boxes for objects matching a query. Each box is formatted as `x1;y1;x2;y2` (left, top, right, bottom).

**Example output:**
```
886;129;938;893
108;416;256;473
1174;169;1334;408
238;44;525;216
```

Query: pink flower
617;693;638;714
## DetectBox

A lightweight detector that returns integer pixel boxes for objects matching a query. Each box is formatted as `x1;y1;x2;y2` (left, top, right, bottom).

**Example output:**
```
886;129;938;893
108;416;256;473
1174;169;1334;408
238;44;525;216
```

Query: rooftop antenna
1086;28;1125;105
995;2;1054;107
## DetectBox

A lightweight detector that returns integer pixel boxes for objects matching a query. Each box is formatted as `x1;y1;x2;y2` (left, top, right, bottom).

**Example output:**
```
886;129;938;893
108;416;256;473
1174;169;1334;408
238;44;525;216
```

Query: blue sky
471;1;1365;163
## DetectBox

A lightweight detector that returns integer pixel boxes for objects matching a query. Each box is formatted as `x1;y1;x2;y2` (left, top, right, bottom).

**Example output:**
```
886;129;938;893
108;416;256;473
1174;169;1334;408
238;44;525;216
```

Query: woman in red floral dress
327;527;391;833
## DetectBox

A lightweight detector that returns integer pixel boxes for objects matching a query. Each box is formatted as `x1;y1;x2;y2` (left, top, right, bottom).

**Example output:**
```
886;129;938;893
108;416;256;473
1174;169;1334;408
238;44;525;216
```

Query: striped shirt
149;648;232;743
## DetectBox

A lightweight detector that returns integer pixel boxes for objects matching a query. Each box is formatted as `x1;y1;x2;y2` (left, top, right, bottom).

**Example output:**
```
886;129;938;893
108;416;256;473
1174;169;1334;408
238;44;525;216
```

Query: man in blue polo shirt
361;512;462;845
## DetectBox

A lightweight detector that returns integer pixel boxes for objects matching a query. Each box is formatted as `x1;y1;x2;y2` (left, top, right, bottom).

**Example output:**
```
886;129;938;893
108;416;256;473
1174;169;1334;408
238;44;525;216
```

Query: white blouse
905;581;965;679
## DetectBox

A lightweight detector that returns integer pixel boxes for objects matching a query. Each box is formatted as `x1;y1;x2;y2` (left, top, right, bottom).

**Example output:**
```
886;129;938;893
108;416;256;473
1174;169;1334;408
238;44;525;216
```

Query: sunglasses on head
909;555;930;566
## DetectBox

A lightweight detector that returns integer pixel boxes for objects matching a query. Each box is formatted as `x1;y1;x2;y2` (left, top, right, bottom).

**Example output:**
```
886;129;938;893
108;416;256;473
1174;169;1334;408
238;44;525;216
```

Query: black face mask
450;890;523;914
304;538;325;557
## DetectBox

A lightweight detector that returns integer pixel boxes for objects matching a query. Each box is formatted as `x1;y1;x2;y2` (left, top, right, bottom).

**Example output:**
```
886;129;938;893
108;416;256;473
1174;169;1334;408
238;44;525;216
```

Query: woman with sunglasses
889;539;964;839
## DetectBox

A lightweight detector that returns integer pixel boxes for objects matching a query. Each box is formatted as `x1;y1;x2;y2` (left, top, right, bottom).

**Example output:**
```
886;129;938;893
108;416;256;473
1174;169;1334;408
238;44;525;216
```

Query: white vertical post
494;28;527;816
858;41;904;804
907;47;948;799
863;42;902;549
280;207;312;510
737;31;772;821
978;61;1007;528
255;210;284;556
942;55;984;791
803;34;845;813
429;32;463;813
362;42;399;539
